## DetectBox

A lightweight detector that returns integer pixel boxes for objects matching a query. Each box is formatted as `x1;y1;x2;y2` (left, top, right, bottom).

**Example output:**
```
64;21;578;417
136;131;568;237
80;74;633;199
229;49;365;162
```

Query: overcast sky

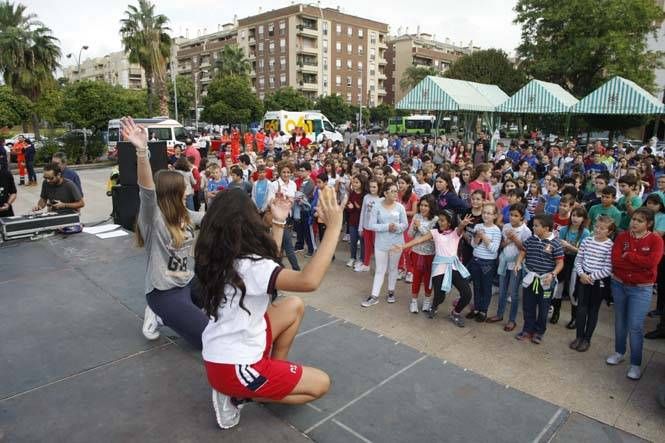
24;0;522;69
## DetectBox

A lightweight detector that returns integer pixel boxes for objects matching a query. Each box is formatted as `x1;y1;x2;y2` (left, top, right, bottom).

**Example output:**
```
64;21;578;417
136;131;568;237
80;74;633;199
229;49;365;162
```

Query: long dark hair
195;189;279;320
398;172;413;204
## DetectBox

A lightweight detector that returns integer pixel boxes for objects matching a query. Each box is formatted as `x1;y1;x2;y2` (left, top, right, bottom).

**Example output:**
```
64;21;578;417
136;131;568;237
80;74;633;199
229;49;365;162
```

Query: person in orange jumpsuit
243;131;254;153
255;129;266;154
12;136;28;185
230;127;240;163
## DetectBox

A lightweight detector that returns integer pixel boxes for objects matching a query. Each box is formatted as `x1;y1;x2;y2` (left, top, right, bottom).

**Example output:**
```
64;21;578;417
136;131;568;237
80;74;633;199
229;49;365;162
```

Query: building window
357;92;362;102
279;20;286;30
357;61;363;71
259;92;265;100
347;92;352;102
369;48;376;60
323;38;328;50
323;56;328;69
346;59;352;69
268;23;274;36
336;59;342;69
269;58;276;72
347;26;353;36
358;29;364;38
323;79;328;88
269;41;275;54
240;30;246;39
269;77;275;88
259;77;265;88
336;75;341;86
258;42;264;53
357;77;362;87
336;24;341;34
258;59;264;70
280;38;286;52
336;42;341;52
347;43;352;54
323;22;328;36
358;45;363;55
370;32;376;45
280;73;287;84
280;56;286;69
258;25;264;35
346;76;352;87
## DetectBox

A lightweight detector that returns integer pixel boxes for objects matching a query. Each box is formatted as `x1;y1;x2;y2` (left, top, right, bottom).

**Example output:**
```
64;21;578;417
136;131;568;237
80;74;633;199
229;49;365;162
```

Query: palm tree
0;1;60;138
399;65;440;93
120;0;171;116
215;44;250;78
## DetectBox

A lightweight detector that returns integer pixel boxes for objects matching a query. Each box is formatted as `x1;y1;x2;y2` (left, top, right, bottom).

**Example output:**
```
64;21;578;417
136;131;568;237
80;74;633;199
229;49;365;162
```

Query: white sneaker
422;297;432;312
142;305;162;340
361;296;379;307
346;259;356;268
397;270;405;280
387;293;396;303
627;365;642;380
354;263;370;272
409;299;419;313
405;272;413;283
606;352;625;365
211;389;240;429
342;233;350;242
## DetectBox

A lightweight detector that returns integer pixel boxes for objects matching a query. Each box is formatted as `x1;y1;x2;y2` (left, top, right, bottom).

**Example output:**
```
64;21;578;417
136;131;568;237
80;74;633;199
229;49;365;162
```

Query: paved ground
3;167;665;442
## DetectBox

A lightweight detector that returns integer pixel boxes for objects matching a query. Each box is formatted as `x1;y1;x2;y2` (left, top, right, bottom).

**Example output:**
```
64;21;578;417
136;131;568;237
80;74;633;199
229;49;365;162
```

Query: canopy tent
496;80;578;114
396;76;509;142
570;76;665;115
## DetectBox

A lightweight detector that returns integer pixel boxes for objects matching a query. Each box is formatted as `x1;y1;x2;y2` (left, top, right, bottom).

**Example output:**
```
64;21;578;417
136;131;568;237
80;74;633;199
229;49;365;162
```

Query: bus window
108;127;119;142
174;126;188;142
148;127;172;140
310;119;323;134
323;120;335;132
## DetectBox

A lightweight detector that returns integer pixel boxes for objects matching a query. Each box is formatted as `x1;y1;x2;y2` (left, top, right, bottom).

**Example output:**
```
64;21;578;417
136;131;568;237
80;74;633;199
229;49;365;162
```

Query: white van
107;117;188;157
261;110;343;143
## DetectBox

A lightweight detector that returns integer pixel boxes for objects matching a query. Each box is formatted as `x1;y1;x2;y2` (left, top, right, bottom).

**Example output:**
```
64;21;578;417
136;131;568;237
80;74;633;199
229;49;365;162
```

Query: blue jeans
522;280;554;335
469;257;496;313
185;194;195;211
294;217;314;254
282;227;300;270
612;280;653;366
496;268;522;322
348;225;364;261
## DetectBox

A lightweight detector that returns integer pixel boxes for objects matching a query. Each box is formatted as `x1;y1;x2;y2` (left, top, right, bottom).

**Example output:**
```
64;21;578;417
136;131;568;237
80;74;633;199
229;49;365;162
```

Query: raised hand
316;186;344;228
270;188;294;223
120;116;148;150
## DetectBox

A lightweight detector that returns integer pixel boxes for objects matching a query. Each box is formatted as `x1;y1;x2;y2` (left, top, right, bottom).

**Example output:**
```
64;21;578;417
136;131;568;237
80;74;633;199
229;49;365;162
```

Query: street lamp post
66;45;89;81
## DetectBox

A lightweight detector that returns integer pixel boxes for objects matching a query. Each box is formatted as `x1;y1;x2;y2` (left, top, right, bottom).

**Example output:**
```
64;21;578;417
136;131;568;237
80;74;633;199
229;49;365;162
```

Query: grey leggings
146;278;208;350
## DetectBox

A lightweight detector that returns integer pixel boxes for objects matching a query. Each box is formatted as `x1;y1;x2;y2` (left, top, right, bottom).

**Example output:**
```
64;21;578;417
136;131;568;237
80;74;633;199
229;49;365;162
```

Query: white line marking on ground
0;343;172;402
306;403;323;413
296;319;342;338
304;355;428;434
443;360;448;364
531;408;565;443
377;334;383;338
332;419;373;443
394;341;400;345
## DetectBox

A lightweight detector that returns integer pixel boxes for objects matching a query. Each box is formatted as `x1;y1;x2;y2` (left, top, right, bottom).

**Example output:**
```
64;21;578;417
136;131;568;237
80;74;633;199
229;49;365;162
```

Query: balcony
297;62;318;74
248;51;256;60
200;60;211;68
296;44;318;55
378;57;388;65
249;37;256;45
378;41;388;49
297;24;318;38
298;81;318;92
377;88;387;96
378;72;387;80
178;64;192;73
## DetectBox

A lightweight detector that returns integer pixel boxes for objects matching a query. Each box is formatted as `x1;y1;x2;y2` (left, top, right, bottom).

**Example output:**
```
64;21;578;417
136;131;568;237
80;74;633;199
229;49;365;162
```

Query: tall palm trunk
145;67;154;115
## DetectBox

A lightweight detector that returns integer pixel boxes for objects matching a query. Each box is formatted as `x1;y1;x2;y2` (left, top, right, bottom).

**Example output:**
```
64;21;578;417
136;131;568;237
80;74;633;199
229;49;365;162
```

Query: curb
9;160;116;175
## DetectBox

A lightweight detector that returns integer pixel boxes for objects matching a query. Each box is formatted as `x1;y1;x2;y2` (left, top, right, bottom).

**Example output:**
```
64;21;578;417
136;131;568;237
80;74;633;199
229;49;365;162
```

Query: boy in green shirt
588;186;622;229
616;174;642;231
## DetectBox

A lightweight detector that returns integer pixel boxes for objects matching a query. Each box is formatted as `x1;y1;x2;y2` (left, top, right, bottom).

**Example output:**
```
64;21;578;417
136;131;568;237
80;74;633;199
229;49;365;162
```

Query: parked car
366;125;385;134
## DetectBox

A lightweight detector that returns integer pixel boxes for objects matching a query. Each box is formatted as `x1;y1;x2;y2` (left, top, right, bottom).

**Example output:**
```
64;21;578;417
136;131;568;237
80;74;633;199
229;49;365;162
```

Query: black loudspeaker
117;141;169;186
111;184;140;231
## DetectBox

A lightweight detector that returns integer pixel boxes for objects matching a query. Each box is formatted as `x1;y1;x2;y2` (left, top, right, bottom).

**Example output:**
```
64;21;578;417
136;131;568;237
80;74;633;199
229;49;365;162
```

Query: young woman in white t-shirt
195;184;344;430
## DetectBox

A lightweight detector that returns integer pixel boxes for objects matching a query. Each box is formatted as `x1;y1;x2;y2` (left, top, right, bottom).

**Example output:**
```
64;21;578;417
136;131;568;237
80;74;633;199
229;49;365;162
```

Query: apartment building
63;50;146;89
386;32;479;104
175;24;238;98
235;4;389;106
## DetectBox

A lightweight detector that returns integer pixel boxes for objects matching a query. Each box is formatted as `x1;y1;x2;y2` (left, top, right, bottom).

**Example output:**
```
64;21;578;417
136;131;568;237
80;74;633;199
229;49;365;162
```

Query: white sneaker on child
346;259;355;268
405;272;413;283
606;352;625;365
142;305;163;340
211;389;240;429
422;297;432;312
627;365;642;380
409;299;419;313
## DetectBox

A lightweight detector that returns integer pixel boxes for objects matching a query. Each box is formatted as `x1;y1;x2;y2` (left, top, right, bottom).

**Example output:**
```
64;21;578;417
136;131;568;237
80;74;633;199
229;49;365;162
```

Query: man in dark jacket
25;140;37;185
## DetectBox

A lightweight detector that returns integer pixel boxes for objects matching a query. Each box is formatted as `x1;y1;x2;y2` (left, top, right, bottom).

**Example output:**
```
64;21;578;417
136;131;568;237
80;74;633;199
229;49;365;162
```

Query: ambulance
261;110;344;143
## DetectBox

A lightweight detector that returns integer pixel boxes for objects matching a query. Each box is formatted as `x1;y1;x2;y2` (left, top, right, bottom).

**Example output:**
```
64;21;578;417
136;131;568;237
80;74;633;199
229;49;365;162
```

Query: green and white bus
388;115;436;136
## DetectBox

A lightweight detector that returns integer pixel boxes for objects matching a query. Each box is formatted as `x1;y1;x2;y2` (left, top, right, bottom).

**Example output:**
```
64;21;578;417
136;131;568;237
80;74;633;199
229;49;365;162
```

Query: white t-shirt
413;182;432;198
270;177;296;198
501;223;531;270
202;257;282;364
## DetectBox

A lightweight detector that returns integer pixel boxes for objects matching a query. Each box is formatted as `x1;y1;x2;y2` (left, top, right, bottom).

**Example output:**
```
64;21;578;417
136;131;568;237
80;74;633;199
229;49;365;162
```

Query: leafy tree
315;94;352;124
201;75;262;124
399;65;440;94
369;103;394;126
120;0;172;115
264;87;313;111
0;85;32;128
514;0;665;96
214;44;251;78
444;49;526;95
32;84;63;128
58;80;148;130
168;74;194;120
0;1;60;138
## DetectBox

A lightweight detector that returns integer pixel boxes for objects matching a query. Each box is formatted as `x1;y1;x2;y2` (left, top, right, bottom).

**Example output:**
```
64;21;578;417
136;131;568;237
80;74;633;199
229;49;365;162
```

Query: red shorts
204;314;303;400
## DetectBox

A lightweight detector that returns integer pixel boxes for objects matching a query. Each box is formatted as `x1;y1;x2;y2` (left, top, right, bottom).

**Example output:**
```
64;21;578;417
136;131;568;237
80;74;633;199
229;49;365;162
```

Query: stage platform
0;231;647;442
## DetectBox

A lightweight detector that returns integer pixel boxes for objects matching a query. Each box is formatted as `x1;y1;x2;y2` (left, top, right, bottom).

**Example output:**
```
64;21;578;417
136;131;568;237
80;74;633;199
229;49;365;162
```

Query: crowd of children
170;130;663;383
